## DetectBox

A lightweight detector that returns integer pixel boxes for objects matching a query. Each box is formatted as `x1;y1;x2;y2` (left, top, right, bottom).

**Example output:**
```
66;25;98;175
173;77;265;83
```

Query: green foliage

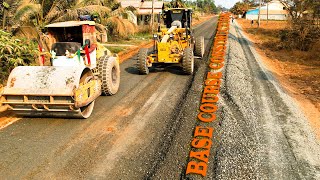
107;46;125;53
279;27;320;51
170;0;186;8
14;3;41;23
279;0;320;51
230;0;273;15
3;2;10;9
242;0;258;7
281;0;320;22
230;2;251;15
182;0;218;13
197;0;217;13
0;30;38;83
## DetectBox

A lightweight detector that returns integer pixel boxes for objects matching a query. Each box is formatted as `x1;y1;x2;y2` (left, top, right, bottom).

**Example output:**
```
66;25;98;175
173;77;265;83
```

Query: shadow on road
125;65;187;76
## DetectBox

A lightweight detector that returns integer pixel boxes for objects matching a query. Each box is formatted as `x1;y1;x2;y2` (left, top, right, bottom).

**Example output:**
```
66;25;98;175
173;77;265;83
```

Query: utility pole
151;0;155;33
2;1;9;30
2;9;6;30
258;0;261;27
267;0;269;24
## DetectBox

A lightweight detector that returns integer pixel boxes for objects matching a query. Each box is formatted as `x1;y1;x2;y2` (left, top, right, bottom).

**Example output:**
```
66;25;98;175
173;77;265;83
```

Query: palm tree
1;0;18;30
46;0;113;23
13;0;122;27
14;0;137;39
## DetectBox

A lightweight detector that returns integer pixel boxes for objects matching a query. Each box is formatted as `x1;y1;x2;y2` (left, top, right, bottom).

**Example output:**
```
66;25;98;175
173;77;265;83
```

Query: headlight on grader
169;33;174;40
153;34;158;39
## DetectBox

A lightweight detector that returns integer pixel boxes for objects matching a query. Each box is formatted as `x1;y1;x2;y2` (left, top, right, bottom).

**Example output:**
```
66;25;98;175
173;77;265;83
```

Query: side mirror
85;39;91;48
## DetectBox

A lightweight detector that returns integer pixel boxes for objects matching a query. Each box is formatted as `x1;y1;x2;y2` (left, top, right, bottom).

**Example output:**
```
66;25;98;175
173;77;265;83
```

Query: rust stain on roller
10;77;16;88
65;77;75;85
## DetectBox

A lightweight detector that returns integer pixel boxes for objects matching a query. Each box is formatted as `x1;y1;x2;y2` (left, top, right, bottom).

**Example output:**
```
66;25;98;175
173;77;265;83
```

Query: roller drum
1;66;96;118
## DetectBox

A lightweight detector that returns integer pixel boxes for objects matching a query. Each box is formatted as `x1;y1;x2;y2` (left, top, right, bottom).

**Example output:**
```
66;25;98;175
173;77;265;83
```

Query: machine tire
194;36;205;58
98;55;120;96
79;69;95;118
182;48;194;75
137;48;149;75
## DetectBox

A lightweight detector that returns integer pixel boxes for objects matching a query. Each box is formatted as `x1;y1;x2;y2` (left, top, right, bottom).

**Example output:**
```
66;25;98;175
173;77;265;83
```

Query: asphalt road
1;17;319;180
0;17;219;179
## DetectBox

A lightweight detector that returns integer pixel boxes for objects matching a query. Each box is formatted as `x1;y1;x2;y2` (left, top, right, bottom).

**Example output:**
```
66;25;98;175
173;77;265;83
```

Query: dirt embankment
236;19;320;139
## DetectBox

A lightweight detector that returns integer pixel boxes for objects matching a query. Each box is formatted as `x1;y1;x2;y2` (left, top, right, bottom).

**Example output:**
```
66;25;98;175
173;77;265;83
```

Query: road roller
0;18;120;118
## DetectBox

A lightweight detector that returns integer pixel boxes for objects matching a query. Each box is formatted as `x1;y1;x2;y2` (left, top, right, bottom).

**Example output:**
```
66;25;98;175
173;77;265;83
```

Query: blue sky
215;0;240;9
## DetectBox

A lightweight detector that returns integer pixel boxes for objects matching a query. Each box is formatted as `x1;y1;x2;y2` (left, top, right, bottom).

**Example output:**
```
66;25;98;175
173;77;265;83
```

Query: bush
0;30;38;84
279;24;320;51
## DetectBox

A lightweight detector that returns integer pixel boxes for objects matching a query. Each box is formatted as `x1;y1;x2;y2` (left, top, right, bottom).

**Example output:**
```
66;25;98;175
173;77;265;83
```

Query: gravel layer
213;20;320;179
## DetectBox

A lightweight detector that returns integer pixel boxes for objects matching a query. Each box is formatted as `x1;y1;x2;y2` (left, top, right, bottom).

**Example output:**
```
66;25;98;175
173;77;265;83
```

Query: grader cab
0;18;120;118
137;8;204;75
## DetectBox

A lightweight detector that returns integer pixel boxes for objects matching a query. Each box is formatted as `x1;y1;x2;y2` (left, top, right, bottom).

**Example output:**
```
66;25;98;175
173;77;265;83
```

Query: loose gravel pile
214;21;320;179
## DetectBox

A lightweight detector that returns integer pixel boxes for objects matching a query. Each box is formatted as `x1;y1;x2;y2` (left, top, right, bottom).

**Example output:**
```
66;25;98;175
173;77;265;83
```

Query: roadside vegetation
231;0;320;51
232;0;320;111
176;0;219;14
0;29;38;84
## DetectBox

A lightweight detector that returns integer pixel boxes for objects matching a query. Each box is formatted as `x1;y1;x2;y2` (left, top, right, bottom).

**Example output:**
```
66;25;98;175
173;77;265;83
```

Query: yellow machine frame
148;27;191;64
137;8;197;75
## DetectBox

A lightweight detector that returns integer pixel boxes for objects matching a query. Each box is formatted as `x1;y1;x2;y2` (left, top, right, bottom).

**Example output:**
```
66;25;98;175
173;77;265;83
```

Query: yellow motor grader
137;8;204;75
0;17;120;118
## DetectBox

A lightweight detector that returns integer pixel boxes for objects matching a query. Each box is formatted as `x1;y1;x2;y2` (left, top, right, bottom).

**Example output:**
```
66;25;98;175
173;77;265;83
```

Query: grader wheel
182;48;194;75
137;48;150;75
195;36;205;58
98;55;120;96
